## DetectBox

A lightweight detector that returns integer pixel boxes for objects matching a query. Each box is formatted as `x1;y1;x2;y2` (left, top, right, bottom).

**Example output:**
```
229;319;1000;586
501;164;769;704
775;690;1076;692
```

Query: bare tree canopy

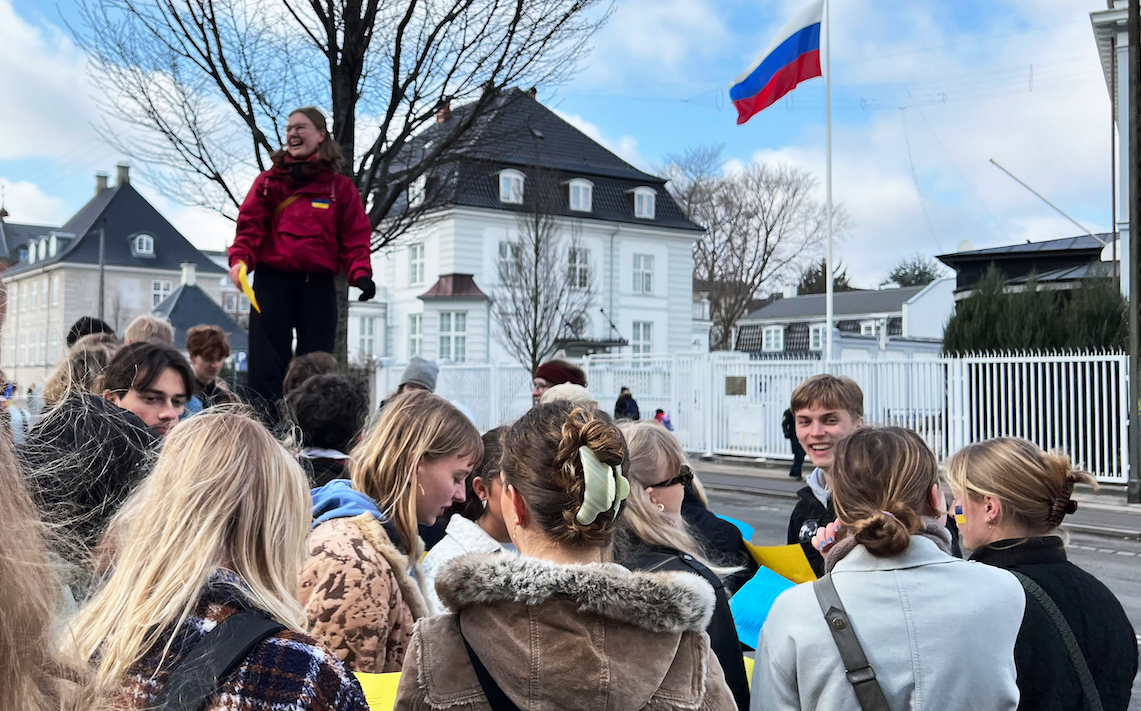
881;253;946;288
664;145;844;350
797;258;855;294
73;0;611;361
492;169;593;373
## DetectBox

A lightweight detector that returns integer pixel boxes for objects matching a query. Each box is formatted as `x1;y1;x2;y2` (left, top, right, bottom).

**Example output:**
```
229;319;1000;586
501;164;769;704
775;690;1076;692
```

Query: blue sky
0;0;1115;287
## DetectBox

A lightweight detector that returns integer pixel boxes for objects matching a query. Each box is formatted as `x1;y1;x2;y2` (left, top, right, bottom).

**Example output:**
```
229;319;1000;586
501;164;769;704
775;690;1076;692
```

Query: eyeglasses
650;465;694;490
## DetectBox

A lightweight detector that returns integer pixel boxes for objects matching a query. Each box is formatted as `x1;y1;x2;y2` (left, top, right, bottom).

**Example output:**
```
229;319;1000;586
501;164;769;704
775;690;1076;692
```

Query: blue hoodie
310;479;384;530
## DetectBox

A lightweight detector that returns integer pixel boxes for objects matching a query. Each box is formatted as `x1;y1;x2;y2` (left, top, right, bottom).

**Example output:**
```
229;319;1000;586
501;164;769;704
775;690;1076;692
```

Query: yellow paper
238;262;261;313
743;655;754;686
745;542;817;584
355;672;401;711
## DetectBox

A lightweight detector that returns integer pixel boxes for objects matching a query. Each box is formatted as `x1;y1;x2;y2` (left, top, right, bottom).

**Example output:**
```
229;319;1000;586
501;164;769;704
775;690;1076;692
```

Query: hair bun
852;505;917;557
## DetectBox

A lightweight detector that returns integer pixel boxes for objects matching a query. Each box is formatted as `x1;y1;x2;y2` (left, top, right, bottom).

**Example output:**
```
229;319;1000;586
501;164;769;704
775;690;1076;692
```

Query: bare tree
492;169;593;373
72;0;611;363
664;146;844;350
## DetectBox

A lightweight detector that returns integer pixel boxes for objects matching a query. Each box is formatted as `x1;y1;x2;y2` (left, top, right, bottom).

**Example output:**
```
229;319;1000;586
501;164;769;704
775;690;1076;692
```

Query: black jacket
614;394;640;421
972;537;1138;711
781;408;796;440
627;541;750;711
681;485;758;594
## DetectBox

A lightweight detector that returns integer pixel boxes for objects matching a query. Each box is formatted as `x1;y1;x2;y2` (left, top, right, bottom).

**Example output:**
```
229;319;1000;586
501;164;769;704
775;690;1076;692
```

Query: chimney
180;261;197;287
95;172;109;195
782;284;797;299
527;86;538;99
116;162;130;186
436;97;452;123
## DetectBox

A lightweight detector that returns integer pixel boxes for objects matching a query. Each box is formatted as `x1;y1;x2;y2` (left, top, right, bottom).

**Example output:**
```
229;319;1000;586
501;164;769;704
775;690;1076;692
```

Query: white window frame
238;295;251;314
569;179;593;212
809;324;826;351
633;254;654;295
409;174;426;208
40;277;47;308
358;316;376;358
498;169;525;204
409;313;422;357
631;321;653;355
633;187;656;219
762;326;785;353
38;331;46;365
152;279;173;308
568;247;590;290
20;283;27;313
134;233;155;255
49;332;59;364
18;334;24;367
50;275;59;307
409;243;425;287
48;235;57;257
498;241;522;278
224;293;238;314
438;311;467;362
38;239;47;261
9;285;16;314
29;282;37;311
860;320;876;337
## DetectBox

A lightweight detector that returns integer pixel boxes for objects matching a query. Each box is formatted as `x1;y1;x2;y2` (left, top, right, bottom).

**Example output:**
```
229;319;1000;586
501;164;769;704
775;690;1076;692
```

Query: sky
0;0;1118;289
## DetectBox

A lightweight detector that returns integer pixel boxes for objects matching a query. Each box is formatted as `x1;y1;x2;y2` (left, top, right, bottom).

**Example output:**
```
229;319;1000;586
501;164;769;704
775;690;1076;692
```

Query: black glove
355;276;376;302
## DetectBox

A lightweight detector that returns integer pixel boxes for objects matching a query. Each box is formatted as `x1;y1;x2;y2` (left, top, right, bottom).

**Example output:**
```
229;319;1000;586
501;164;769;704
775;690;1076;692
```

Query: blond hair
43;341;120;407
63;410;311;689
351;390;482;561
791;374;864;420
946;438;1096;533
831;426;941;557
619;421;737;574
123;314;174;345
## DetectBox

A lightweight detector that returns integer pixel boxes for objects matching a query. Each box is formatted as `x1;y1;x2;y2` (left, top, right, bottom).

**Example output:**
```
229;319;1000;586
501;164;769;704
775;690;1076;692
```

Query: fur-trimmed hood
393;553;736;711
437;553;715;633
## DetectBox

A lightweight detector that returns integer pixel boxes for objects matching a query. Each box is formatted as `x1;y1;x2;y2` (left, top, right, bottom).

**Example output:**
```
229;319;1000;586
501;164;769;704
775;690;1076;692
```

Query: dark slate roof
410;89;702;232
938;234;1107;264
3;183;226;278
153;283;249;351
744;287;925;321
0;220;57;262
1006;262;1112;285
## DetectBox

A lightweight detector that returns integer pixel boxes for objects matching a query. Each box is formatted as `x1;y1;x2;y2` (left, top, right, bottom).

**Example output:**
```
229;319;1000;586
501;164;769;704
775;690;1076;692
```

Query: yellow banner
745;542;817;584
238;262;261;314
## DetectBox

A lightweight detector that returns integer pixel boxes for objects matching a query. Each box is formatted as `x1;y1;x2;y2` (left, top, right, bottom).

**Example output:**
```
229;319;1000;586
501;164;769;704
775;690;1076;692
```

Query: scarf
823;516;953;573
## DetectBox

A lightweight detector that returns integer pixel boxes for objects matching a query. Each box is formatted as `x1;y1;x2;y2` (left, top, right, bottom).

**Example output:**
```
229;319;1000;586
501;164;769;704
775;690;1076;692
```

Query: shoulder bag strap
458;616;522;711
813;574;892;711
1010;571;1104;711
152;611;286;711
273;193;303;218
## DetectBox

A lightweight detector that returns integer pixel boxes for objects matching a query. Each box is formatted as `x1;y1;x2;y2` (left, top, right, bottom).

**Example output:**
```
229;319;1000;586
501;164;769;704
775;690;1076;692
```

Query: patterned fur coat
299;512;429;674
116;569;368;711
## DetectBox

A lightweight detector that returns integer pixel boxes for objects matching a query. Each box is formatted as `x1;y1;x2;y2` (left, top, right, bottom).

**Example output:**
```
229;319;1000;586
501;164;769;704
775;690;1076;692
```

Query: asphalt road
696;467;1141;709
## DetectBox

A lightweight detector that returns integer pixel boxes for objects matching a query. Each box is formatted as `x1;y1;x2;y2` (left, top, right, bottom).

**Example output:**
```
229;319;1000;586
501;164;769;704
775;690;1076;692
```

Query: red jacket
230;162;373;283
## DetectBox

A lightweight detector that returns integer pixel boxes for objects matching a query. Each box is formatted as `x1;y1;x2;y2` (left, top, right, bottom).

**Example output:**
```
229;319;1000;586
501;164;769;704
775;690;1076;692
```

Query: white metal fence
375;351;1130;483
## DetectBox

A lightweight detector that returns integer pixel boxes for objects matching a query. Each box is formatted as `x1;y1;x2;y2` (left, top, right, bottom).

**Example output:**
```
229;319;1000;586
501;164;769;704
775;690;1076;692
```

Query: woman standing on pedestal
230;106;375;403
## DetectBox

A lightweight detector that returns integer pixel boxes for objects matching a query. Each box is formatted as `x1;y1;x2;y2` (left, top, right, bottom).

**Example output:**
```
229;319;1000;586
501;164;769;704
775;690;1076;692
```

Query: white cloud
552;108;652;172
0;179;67;226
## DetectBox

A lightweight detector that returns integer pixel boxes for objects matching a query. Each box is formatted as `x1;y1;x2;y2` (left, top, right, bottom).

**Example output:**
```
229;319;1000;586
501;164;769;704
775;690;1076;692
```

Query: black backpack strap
813;575;892;711
1010;571;1104;711
152;611;286;711
458;617;521;711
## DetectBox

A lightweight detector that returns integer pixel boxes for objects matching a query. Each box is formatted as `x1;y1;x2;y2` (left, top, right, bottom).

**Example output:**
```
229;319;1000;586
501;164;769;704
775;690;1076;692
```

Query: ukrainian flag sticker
312;198;331;209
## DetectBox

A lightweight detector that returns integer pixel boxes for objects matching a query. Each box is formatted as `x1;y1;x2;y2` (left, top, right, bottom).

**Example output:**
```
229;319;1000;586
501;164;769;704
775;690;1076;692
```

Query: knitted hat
534;361;586;387
399;356;439;392
539;383;597;407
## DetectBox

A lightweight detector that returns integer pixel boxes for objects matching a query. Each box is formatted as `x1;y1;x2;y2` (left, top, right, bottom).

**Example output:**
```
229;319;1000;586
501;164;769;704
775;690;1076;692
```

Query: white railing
375;350;1130;483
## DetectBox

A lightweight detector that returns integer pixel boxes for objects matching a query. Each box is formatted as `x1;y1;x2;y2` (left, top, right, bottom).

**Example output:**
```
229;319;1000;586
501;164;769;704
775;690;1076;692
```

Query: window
40;278;47;308
568;248;590;290
632;321;653;355
50;275;59;307
48;235;57;257
18;334;24;367
409;174;426;208
569;179;593;212
29;282;36;311
49;332;59;364
409;243;425;286
134;233;155;255
224;293;238;314
498;241;521;278
152;279;173;308
438;311;467;362
633;254;654;294
358;316;376;358
809;324;826;351
860;321;876;337
38;331;46;364
499;169;524;204
633;187;656;219
20;284;27;312
409;314;422;357
762;326;784;352
11;284;18;313
38;240;46;261
238;295;251;314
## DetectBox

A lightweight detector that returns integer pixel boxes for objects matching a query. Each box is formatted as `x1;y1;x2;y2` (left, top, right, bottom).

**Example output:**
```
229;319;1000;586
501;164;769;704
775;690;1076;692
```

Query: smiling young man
101;342;195;436
786;374;865;576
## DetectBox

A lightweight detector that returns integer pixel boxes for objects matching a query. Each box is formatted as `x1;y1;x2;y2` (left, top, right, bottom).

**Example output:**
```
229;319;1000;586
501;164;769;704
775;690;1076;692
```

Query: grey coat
752;536;1025;711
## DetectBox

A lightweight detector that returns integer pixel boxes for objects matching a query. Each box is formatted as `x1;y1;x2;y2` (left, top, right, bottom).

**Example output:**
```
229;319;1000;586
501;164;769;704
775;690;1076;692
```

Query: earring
657;503;665;512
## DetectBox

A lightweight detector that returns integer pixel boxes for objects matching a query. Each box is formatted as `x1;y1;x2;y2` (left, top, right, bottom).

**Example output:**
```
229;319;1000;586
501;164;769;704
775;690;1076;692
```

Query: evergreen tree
797;259;854;294
882;254;945;287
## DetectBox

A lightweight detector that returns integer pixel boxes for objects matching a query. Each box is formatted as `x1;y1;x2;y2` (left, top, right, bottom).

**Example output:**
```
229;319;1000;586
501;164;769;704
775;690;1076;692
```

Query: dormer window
499;169;524;204
633;187;656;219
569;179;593;212
48;235;57;257
38;239;47;261
409;174;426;208
133;233;155;256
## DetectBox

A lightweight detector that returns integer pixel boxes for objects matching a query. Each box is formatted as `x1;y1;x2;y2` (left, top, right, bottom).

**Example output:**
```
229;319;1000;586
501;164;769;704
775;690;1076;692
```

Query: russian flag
730;1;824;125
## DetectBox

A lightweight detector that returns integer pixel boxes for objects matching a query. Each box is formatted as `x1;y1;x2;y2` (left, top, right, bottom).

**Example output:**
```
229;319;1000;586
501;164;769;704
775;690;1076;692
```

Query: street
697;465;1141;709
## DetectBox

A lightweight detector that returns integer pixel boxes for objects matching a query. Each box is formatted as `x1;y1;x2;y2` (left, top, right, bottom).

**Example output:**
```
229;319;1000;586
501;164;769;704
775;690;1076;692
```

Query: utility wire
899;107;942;252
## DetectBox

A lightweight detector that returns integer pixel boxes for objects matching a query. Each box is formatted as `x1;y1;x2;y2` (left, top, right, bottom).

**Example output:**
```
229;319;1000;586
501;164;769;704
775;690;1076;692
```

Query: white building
1092;2;1130;298
348;89;704;366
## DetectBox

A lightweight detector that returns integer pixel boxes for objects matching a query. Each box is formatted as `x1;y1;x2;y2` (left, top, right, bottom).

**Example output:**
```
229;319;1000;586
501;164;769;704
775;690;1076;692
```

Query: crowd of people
0;312;1137;711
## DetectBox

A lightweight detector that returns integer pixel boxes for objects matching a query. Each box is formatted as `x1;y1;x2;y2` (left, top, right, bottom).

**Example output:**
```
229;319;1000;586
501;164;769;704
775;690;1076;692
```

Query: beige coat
394;553;737;711
299;513;428;674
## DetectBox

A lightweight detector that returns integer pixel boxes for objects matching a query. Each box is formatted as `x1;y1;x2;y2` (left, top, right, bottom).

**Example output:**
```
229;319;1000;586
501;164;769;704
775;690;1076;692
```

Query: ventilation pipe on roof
527;86;538;99
180;261;197;287
116;163;130;186
95;172;109;195
436;97;452;123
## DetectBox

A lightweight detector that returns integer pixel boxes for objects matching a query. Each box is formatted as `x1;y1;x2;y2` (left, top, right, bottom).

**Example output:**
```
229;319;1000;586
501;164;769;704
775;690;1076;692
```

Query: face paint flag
730;0;824;125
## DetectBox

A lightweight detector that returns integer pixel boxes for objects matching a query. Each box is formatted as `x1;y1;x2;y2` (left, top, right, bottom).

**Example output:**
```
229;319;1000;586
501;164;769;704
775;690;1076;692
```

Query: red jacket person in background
229;106;375;403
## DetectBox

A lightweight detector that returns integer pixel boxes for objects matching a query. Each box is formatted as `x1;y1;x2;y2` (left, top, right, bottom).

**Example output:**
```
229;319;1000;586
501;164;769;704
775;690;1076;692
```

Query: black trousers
247;267;337;403
789;436;805;478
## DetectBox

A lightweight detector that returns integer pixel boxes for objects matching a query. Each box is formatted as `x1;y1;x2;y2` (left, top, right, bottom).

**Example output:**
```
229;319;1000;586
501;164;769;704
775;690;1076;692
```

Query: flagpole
824;0;834;363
